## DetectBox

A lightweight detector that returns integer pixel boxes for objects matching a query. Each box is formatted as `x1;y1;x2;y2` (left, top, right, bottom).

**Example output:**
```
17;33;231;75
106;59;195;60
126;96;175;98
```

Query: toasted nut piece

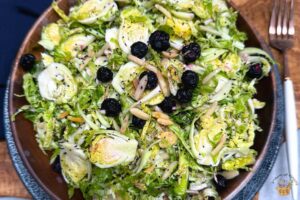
128;54;145;65
156;72;170;97
144;165;155;174
157;131;177;148
128;55;158;73
130;108;150;120
157;118;173;126
155;4;172;18
67;116;85;123
134;75;148;100
58;111;69;119
120;115;129;134
132;78;139;89
152;111;170;120
162;50;179;58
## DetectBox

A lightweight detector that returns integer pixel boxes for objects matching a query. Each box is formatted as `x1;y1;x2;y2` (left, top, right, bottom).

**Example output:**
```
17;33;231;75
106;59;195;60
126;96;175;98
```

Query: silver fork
269;0;298;200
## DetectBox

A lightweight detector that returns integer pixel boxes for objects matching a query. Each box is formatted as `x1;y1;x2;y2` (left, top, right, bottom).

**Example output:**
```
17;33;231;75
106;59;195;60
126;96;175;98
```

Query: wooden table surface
0;0;299;199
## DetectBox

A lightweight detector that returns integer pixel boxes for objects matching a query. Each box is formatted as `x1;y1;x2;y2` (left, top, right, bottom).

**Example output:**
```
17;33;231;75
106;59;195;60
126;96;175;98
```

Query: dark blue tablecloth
0;0;51;139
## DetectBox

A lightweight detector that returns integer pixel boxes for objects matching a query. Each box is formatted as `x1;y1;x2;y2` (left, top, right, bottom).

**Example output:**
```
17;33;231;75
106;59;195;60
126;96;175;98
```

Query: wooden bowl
7;1;283;199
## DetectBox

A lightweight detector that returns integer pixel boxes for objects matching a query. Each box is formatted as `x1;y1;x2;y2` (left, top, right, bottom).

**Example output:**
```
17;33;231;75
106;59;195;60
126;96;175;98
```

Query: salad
15;0;274;199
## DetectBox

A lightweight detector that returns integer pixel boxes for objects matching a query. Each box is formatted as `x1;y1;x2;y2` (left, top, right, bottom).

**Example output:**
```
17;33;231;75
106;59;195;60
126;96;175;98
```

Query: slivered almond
144;165;155;174
152;111;169;120
128;55;170;96
128;55;158;73
58;111;69;119
67;116;85;123
145;63;159;73
120;115;130;134
128;54;145;66
156;71;170;97
157;118;173;126
132;78;139;89
130;108;150;120
162;50;179;58
134;75;148;100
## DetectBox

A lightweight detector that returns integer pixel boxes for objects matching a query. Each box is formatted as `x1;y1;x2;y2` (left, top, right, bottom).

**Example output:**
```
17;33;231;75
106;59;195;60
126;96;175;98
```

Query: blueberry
181;70;199;89
51;156;62;174
176;88;193;104
214;175;227;191
139;71;158;90
158;96;176;113
97;67;113;83
101;98;122;117
131;41;148;58
149;30;170;52
132;115;146;129
247;63;263;79
182;42;201;63
20;53;36;71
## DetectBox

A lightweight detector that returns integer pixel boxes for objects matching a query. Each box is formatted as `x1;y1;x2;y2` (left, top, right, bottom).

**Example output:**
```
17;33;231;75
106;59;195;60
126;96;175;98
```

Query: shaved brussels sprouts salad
16;0;274;199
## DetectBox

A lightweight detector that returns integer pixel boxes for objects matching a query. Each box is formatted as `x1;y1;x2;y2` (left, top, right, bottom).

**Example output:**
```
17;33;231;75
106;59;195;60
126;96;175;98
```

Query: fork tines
269;0;295;37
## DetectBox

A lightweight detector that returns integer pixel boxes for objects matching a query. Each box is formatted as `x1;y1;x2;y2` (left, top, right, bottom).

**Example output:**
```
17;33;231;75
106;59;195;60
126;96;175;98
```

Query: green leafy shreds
79;168;114;200
171;111;195;126
107;48;128;70
23;73;42;105
73;84;105;109
51;1;69;22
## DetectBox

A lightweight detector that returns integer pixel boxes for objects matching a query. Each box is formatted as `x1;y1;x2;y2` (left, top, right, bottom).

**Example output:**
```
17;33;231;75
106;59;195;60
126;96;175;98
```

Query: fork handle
284;78;299;200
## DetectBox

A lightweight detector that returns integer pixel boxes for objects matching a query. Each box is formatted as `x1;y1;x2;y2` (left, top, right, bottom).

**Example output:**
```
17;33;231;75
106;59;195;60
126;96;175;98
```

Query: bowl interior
8;1;276;199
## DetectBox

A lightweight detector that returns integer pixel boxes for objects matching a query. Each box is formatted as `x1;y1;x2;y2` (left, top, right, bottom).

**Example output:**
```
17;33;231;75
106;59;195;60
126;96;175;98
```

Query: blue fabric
0;0;51;139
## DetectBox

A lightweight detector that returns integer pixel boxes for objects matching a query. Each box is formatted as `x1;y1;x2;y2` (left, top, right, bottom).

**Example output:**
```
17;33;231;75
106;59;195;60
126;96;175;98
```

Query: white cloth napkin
259;130;300;199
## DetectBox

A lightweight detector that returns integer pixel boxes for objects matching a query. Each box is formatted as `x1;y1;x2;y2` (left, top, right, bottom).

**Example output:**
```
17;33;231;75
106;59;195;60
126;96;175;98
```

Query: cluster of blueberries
19;30;263;130
98;30;202;129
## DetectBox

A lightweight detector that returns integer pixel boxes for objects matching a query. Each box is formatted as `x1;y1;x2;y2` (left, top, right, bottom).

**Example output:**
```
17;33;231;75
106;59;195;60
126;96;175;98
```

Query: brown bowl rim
7;1;282;199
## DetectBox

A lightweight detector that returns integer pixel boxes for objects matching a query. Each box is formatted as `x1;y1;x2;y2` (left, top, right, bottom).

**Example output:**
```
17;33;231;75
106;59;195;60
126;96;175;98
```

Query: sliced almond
58;111;69;119
120;115;130;134
132;78;139;89
157;118;173;126
67;116;85;123
162;50;179;58
128;55;158;73
128;54;145;66
144;165;155;174
156;71;170;97
134;75;148;100
130;108;150;120
152;111;169;120
145;63;159;73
